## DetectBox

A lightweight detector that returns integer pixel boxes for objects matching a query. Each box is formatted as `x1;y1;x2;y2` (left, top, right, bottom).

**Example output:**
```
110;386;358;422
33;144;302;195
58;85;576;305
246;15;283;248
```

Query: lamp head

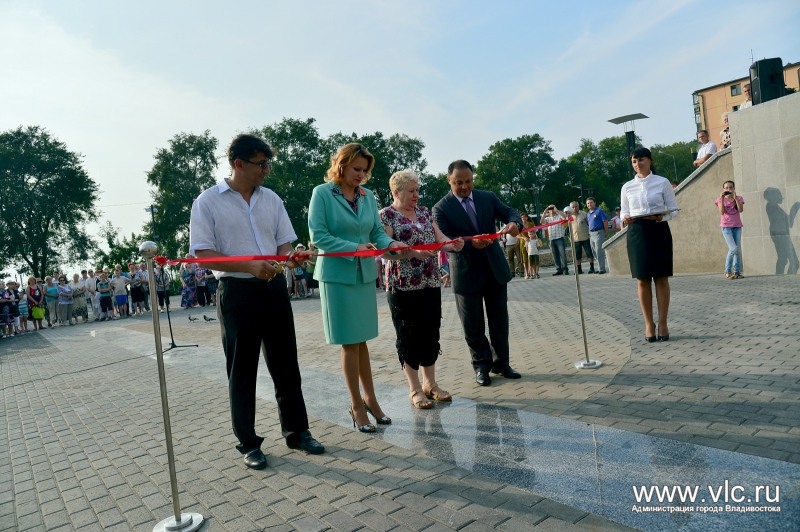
139;241;158;260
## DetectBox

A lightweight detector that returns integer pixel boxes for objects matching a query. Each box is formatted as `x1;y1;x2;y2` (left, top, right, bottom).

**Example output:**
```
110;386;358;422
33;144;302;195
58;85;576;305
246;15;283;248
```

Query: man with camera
543;205;569;275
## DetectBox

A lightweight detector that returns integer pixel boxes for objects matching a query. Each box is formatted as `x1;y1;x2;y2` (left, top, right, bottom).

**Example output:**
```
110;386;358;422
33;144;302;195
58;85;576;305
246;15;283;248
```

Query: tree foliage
146;130;219;259
650;140;697;183
92;222;145;270
0;126;99;277
419;172;452;209
257;118;328;246
325;131;429;210
252;119;430;244
475;134;556;215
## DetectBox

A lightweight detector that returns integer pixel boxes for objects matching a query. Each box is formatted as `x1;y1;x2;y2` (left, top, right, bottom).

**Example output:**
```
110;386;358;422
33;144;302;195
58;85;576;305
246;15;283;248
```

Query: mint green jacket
308;182;395;285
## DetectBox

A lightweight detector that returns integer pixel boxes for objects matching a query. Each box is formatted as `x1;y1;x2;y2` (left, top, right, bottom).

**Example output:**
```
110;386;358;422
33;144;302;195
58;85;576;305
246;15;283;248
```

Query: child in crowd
438;249;450;287
526;231;542;279
13;281;28;333
110;273;130;319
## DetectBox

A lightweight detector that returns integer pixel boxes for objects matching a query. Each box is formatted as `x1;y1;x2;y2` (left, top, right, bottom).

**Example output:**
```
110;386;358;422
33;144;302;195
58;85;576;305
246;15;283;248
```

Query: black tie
462;197;479;231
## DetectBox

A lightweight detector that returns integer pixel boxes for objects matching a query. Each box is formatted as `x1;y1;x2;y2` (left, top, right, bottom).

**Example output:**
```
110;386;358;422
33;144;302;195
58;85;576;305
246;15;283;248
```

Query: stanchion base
153;512;204;532
574;359;603;369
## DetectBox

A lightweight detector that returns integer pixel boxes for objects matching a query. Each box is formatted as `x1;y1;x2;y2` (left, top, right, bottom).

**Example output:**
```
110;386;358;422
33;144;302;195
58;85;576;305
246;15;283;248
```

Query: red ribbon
154;217;572;266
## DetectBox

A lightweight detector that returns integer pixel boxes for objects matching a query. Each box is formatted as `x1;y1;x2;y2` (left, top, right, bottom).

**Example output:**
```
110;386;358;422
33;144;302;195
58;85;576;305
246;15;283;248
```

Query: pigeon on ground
188;315;198;322
203;315;216;322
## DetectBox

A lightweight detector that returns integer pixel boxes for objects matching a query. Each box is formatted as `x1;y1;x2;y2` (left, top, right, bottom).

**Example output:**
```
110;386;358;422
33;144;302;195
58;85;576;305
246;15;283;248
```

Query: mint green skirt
319;281;378;345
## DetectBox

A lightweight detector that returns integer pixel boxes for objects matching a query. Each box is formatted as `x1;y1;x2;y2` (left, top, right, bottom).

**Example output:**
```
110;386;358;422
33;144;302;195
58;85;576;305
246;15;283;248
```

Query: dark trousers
156;290;169;308
218;276;309;454
197;284;210;306
387;287;442;370
454;277;510;373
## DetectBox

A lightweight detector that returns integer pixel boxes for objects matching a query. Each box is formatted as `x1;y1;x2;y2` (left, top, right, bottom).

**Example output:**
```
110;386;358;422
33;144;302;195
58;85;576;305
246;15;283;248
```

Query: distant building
692;61;799;147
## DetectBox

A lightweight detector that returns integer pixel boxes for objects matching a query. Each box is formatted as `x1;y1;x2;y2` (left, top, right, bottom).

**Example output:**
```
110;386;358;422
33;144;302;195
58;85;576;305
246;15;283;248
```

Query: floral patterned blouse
379;205;441;291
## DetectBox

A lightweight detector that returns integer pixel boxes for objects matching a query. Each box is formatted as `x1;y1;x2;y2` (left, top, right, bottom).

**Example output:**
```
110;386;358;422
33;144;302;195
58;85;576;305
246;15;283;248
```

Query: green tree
650;140;696;183
475;134;556;215
0;126;99;277
146;130;219;260
419;172;452;208
257;118;327;245
92;222;145;270
556;135;636;211
325;131;429;209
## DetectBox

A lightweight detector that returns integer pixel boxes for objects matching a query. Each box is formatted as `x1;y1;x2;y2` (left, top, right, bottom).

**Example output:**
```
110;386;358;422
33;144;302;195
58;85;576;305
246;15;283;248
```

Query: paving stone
2;275;799;532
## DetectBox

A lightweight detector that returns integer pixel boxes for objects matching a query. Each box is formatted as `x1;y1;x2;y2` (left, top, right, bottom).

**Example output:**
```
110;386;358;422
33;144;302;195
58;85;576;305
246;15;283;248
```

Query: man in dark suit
433;160;523;386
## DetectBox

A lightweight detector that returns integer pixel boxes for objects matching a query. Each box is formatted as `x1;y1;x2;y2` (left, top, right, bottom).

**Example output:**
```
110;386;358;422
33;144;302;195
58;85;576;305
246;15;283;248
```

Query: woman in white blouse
620;147;679;342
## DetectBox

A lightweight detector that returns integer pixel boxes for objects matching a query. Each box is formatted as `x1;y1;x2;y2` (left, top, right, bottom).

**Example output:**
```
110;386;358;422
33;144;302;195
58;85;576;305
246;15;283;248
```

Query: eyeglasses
241;159;271;170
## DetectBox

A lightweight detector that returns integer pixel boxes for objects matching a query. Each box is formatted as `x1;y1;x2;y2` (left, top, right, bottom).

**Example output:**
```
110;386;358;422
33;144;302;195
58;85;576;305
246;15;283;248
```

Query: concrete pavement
1;268;798;531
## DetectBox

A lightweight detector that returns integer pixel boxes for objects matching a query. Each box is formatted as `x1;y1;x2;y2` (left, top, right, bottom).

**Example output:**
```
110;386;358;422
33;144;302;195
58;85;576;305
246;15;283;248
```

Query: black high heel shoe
363;399;392;425
657;325;669;342
348;406;375;433
645;323;657;343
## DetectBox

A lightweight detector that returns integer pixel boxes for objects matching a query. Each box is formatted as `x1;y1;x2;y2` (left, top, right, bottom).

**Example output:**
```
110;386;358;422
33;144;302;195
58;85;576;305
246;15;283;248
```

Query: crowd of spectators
0;260;221;339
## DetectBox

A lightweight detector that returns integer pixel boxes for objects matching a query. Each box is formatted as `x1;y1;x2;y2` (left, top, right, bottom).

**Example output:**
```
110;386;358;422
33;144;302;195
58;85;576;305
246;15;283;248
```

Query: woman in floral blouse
380;170;463;409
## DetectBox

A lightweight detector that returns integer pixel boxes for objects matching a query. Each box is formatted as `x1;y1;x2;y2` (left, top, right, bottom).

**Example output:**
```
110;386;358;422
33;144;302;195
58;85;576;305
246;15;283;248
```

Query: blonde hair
389;169;419;194
325;143;375;185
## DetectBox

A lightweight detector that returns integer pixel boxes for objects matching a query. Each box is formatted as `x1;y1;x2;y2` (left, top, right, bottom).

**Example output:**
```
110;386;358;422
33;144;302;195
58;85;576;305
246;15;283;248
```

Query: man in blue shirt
586;197;608;274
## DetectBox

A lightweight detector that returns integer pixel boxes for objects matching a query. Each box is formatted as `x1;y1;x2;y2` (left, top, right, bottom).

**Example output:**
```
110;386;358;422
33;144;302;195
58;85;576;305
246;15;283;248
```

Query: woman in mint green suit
308;143;404;433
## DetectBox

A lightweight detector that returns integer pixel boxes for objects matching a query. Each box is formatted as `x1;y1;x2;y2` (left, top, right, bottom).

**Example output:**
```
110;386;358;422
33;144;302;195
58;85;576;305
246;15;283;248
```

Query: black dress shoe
243;449;268;469
492;366;522;379
475;370;492;386
287;430;325;455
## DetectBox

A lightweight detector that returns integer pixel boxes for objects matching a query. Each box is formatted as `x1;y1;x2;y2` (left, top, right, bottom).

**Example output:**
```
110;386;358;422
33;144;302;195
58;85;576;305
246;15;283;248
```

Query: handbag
32;305;45;320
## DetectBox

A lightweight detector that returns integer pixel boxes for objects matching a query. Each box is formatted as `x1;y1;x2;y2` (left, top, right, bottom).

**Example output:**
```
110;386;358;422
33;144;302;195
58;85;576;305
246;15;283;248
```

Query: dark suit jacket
433;190;523;295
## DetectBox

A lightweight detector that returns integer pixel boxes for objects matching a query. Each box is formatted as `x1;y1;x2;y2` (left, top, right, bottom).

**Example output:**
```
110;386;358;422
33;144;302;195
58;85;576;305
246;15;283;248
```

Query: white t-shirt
526;238;540;255
697;141;718;160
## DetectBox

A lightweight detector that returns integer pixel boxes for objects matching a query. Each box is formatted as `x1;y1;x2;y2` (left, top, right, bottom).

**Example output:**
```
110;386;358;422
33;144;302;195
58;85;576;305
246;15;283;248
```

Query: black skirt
626;219;673;279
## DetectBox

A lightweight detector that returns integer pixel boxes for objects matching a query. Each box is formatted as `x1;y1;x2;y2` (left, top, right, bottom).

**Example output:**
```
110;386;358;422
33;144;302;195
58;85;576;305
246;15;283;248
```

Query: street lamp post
657;151;678;182
530;185;542;222
571;184;584;201
145;205;158;242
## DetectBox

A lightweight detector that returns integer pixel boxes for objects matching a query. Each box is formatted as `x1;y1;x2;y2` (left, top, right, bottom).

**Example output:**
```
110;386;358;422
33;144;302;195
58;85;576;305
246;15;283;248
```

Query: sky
2;0;799;250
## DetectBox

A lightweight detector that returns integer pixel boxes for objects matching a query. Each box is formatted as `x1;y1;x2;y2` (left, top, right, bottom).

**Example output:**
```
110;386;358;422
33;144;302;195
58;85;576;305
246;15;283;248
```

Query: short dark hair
586;196;596;203
227;134;274;168
447;159;473;176
698;129;709;137
630;147;657;173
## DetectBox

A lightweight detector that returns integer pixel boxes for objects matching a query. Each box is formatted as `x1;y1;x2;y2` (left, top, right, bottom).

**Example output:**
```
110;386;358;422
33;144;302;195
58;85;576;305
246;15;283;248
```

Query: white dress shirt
190;180;297;278
620;173;679;222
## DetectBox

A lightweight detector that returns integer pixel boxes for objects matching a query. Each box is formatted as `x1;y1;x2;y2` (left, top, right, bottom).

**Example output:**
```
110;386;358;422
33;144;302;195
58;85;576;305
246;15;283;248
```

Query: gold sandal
410;389;433;409
423;384;452;402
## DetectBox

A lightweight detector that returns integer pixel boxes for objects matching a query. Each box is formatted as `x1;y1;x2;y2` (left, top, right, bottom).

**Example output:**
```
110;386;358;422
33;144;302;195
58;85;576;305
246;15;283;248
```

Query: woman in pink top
715;180;745;279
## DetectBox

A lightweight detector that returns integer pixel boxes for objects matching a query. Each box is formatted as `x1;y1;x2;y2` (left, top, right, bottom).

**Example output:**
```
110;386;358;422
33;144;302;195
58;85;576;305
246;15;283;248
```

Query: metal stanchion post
567;232;603;369
140;242;204;532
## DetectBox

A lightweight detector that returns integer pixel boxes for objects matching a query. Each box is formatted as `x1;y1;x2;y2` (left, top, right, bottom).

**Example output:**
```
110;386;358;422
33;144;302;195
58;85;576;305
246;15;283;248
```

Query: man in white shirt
503;229;522;277
543;205;569;275
739;83;753;109
693;130;718;167
190;133;324;470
